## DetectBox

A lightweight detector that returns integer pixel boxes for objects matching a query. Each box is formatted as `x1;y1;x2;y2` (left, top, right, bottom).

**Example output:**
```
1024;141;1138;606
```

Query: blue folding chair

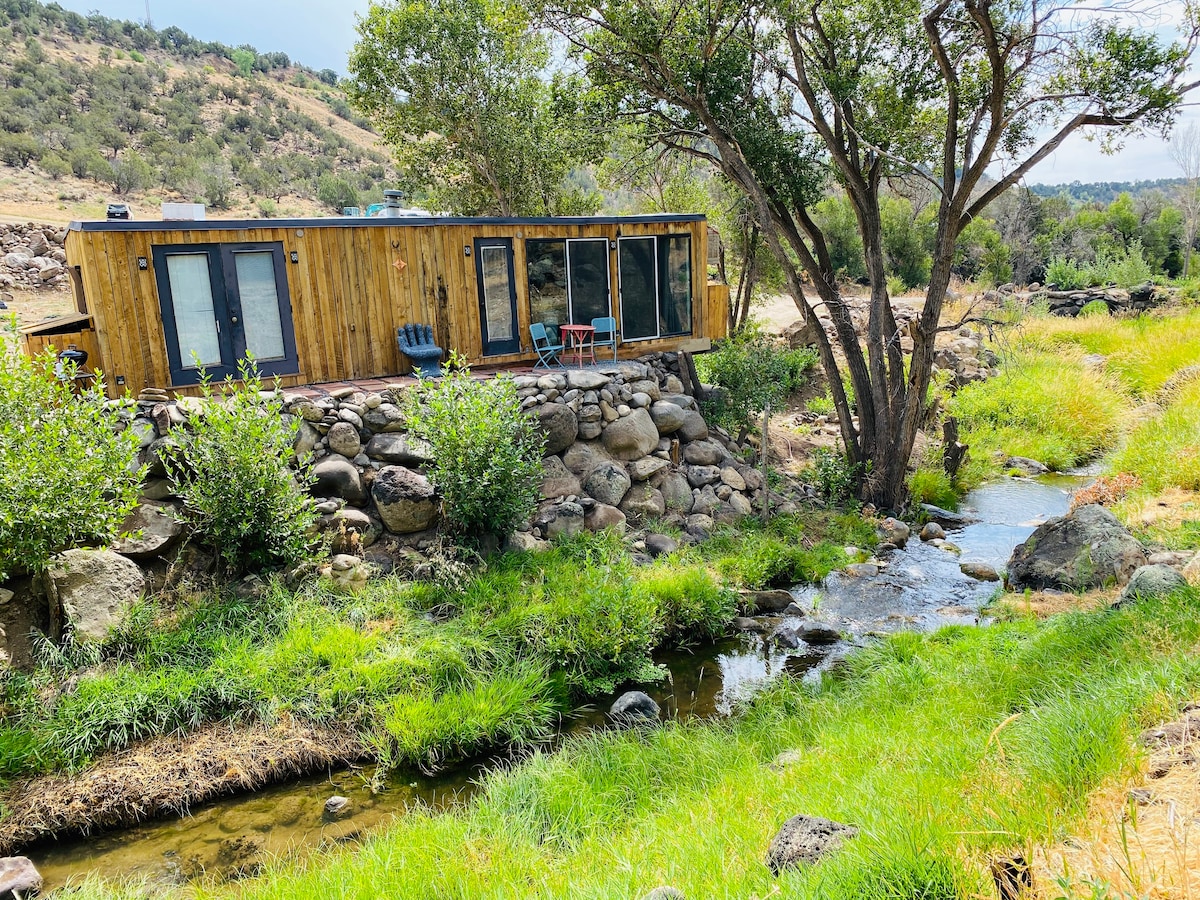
530;322;564;369
591;316;618;362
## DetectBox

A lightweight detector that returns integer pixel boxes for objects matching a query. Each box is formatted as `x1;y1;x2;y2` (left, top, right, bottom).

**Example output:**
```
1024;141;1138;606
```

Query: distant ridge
1026;178;1186;204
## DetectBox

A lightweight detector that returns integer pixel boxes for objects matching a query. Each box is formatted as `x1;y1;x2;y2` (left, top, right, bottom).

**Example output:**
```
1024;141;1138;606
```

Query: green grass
951;350;1130;470
75;586;1192;900
1019;308;1200;397
1108;378;1200;493
0;517;872;783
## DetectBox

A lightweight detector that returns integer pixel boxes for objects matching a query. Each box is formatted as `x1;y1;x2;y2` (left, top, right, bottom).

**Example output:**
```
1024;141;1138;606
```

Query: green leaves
403;366;545;538
163;359;316;578
0;349;142;582
347;0;605;214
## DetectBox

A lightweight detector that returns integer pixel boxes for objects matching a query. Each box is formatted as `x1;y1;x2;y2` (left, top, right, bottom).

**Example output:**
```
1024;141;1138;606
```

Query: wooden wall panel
65;218;720;397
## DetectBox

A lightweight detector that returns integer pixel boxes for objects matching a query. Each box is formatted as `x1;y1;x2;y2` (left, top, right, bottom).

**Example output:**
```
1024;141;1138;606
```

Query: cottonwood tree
1169;121;1200;277
346;0;607;215
545;0;1198;509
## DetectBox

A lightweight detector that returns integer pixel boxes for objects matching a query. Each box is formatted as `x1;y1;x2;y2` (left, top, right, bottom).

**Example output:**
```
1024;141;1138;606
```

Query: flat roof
70;213;707;233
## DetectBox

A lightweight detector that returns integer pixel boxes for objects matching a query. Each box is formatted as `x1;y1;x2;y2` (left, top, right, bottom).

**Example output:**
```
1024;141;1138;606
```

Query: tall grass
951;350;1130;469
1108;378;1200;492
1018;309;1200;397
133;587;1200;900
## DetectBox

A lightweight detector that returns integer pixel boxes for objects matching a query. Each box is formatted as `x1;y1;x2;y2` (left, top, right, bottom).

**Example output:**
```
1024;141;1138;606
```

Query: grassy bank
0;515;871;790
62;585;1200;899
950;307;1200;483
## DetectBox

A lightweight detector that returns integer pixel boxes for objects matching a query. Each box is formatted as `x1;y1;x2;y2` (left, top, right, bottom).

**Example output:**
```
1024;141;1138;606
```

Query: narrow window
164;253;222;367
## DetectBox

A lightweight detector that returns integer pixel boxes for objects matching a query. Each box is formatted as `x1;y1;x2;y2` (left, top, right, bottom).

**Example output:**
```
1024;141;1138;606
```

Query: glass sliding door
618;234;693;341
618;237;657;341
566;238;611;324
475;238;519;356
163;252;225;368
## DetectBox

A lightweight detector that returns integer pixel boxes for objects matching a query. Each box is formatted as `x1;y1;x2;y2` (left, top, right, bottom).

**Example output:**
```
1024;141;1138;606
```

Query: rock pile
983;280;1164;317
0;222;68;292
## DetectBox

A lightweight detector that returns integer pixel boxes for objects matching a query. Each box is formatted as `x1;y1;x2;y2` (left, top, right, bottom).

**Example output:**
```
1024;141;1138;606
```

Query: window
152;242;298;386
526;238;612;340
618;234;692;341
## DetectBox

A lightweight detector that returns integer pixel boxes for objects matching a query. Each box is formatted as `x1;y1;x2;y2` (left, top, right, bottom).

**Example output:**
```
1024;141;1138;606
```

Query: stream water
30;473;1087;892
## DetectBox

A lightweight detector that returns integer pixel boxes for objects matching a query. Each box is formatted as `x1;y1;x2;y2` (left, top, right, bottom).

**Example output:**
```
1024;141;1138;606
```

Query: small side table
559;323;596;368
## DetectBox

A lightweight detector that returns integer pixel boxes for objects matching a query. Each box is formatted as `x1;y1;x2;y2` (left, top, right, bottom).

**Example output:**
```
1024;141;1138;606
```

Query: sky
53;0;1199;187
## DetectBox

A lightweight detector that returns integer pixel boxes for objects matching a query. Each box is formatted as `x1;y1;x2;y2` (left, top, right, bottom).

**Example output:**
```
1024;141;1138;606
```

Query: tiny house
26;213;729;397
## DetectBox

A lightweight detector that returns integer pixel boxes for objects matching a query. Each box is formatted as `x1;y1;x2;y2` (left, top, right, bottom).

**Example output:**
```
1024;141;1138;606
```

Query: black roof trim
69;213;707;233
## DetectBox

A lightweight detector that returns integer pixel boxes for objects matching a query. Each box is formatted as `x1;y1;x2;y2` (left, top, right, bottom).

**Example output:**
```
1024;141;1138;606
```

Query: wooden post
761;401;771;523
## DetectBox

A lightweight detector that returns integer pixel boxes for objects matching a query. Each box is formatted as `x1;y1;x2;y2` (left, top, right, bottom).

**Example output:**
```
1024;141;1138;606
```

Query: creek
31;473;1088;893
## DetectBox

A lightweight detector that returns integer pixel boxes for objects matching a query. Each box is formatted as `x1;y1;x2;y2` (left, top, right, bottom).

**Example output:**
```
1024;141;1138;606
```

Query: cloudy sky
56;0;1197;187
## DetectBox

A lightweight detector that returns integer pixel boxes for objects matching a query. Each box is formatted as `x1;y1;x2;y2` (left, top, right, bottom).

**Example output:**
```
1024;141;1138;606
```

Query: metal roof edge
68;213;708;233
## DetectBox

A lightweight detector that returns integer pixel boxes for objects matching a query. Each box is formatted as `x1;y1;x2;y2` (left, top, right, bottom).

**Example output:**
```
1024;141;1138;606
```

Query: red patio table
559;323;596;368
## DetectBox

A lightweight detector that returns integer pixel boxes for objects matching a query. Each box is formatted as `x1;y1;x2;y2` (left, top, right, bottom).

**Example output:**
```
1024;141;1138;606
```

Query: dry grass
994;589;1115;619
1034;710;1200;899
0;720;368;854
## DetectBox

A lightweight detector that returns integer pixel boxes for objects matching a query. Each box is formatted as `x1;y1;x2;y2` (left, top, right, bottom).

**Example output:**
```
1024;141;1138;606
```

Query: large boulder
45;549;146;643
610;690;660;725
683;440;725;467
584;461;632;507
585;503;627;534
312;457;367;505
540;455;582;500
537;403;580;455
1115;564;1188;606
372;466;438;534
648;401;687;434
676;409;709;442
660;472;695;514
1007;504;1146;591
545;501;585;540
364;433;432;466
0;857;42;898
601;408;660;460
112;501;187;560
326;421;362;458
620;483;666;520
562;441;614;478
765;815;858;876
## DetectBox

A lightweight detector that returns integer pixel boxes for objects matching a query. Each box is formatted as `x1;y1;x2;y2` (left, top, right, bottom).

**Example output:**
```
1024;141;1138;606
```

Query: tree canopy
347;0;606;215
542;0;1198;507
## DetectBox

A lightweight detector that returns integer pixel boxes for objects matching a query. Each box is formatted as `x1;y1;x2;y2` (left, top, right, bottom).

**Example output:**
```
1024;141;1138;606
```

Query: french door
152;242;298;385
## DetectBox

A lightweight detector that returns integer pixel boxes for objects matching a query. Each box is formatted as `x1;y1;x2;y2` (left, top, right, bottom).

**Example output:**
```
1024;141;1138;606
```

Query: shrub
811;447;861;504
162;360;315;576
697;323;818;434
404;360;544;538
0;346;142;581
1046;256;1088;290
1078;299;1109;317
908;466;958;508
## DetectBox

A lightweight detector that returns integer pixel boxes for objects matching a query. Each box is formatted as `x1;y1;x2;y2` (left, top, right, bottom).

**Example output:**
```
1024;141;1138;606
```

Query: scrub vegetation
60;585;1200;900
0;518;865;784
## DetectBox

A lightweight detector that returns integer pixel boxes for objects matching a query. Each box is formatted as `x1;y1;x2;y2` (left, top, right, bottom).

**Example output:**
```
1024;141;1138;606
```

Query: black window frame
152;241;298;386
617;233;693;342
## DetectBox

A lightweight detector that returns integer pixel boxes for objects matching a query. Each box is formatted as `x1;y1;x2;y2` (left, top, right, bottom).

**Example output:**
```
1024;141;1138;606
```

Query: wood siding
64;217;723;398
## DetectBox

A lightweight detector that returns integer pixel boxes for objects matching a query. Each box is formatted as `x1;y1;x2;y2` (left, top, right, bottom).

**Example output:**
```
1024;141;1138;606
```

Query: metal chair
530;322;564;369
591;316;618;362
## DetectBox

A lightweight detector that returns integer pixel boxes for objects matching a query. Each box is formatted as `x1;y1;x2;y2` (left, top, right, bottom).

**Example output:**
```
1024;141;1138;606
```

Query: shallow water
30;474;1087;892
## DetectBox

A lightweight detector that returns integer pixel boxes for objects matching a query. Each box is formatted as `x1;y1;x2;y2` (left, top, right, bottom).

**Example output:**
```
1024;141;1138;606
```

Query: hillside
1027;177;1187;204
0;0;395;225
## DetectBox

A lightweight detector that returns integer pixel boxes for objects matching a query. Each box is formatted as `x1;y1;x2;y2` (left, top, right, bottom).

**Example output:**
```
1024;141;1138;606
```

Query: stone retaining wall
0;223;68;294
116;353;779;568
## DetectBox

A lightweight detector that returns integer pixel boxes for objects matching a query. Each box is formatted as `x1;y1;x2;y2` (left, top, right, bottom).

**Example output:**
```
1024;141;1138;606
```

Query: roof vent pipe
382;190;405;217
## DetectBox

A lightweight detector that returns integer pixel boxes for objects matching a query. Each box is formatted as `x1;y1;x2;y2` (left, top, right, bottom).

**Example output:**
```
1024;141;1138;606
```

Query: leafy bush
0;347;142;581
163;360;315;577
404;361;544;538
1046;256;1088;290
811;447;861;504
1078;299;1110;317
697;324;818;434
